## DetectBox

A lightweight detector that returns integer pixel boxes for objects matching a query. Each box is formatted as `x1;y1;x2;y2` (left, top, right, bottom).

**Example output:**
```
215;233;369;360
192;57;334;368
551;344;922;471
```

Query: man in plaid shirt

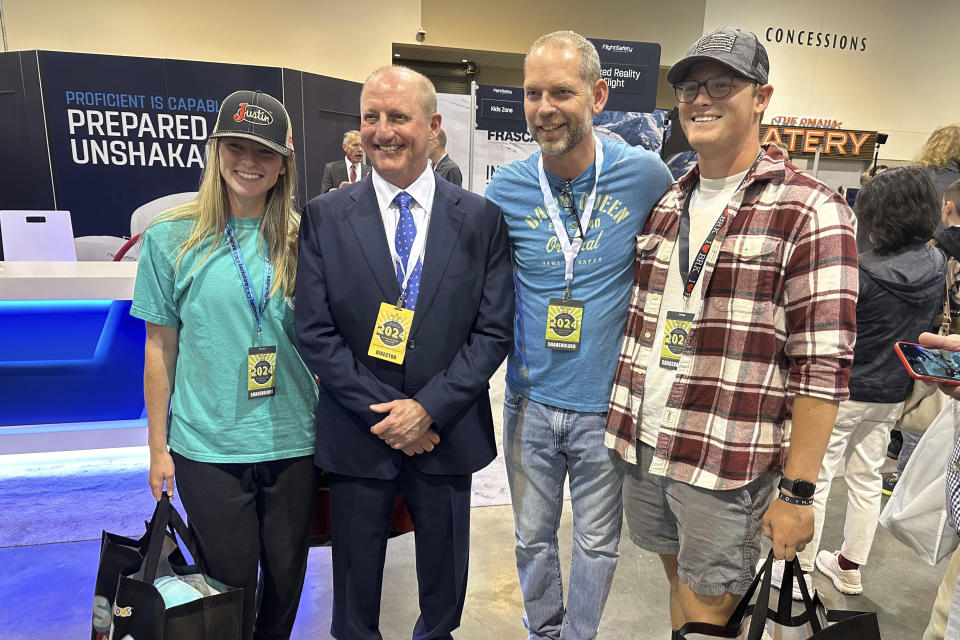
604;27;858;636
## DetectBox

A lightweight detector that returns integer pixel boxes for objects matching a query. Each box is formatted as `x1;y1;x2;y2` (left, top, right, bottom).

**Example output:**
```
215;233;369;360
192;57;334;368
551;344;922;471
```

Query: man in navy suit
294;65;514;640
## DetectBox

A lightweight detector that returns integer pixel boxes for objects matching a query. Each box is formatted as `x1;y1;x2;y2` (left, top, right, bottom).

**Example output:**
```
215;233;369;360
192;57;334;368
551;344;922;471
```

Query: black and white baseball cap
209;90;294;157
667;27;769;85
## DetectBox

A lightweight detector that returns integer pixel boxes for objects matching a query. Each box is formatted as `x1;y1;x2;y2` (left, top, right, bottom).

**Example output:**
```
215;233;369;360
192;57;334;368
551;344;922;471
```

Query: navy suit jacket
295;175;514;480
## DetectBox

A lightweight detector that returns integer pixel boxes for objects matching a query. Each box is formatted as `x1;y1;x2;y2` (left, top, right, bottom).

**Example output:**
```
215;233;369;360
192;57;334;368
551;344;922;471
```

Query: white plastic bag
880;399;960;565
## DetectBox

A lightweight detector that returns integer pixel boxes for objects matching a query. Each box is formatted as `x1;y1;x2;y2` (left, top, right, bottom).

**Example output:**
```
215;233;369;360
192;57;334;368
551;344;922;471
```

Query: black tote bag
109;495;243;640
91;502;189;639
680;551;882;639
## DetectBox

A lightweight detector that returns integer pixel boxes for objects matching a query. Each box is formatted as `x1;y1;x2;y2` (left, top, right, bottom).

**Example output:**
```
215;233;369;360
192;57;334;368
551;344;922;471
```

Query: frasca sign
760;125;877;161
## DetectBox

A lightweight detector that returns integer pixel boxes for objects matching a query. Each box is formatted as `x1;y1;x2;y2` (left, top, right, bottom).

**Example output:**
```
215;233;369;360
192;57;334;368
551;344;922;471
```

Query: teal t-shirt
131;215;317;463
486;138;673;411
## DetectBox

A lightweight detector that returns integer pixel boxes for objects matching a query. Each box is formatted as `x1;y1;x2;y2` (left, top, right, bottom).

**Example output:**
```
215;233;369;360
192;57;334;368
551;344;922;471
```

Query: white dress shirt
344;157;363;183
372;164;436;269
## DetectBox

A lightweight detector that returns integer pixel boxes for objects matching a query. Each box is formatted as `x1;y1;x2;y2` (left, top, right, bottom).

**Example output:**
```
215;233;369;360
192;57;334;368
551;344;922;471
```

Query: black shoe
882;472;899;496
887;430;903;460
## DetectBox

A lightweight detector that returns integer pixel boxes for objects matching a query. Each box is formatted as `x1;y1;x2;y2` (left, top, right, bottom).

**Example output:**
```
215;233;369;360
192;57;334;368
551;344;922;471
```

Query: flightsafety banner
475;84;526;133
438;92;675;198
588;38;660;113
39;51;281;238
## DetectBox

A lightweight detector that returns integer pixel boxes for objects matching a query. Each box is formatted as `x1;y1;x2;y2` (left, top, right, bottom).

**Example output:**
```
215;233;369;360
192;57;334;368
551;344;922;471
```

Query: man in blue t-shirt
485;30;672;640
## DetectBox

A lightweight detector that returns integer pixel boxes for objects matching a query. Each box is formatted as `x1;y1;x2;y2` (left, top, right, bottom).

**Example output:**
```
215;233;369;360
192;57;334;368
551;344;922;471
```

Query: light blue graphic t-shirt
486;137;672;411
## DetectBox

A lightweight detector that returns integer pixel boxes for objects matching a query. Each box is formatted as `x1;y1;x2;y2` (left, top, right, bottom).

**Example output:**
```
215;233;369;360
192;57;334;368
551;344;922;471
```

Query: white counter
0;261;138;300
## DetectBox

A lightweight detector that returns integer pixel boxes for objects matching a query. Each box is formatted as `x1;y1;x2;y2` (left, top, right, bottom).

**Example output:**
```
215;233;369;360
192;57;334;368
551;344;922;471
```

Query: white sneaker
760;557;814;601
815;550;863;595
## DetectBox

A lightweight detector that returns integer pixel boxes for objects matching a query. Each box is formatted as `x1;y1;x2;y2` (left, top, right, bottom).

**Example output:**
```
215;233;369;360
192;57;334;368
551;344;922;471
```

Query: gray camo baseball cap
667;27;769;85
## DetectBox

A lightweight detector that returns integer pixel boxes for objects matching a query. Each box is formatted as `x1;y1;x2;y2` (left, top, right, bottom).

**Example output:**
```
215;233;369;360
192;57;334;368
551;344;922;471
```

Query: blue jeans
503;387;624;640
898;431;922;474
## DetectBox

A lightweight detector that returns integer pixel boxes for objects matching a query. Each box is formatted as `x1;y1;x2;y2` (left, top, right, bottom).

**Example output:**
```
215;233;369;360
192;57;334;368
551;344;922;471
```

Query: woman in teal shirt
131;90;318;640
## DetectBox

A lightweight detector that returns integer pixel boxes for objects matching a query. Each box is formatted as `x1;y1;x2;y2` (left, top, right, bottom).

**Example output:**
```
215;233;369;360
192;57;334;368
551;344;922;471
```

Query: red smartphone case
894;341;960;386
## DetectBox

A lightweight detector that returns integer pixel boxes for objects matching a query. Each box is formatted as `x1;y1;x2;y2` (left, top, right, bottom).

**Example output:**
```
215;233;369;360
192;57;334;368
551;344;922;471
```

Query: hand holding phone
894;341;960;385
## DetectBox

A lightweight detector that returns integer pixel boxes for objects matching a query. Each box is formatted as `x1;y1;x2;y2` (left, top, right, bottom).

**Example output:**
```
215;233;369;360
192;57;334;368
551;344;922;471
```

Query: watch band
779;476;816;499
778;491;814;506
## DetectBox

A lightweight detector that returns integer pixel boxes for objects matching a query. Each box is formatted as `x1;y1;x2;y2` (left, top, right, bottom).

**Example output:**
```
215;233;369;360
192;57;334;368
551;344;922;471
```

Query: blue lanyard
225;221;272;336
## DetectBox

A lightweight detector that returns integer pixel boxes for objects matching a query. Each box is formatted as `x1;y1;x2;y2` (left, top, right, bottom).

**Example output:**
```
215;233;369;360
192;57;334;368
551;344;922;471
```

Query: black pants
328;462;472;640
172;451;318;640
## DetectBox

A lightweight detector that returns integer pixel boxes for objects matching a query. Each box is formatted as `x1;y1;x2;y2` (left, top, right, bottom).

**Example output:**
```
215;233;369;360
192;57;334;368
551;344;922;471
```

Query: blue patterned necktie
393;191;421;310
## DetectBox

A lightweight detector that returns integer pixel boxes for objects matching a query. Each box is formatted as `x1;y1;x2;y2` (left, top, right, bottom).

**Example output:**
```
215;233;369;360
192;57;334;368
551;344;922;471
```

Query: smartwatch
779;476;816;499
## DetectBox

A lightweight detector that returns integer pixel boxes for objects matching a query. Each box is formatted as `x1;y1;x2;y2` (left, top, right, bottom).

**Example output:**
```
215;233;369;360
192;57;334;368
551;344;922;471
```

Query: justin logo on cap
233;103;274;126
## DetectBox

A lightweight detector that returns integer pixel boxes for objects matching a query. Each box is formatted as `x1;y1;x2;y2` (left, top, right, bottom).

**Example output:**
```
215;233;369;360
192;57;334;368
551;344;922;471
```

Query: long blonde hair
916;125;960;168
154;138;300;296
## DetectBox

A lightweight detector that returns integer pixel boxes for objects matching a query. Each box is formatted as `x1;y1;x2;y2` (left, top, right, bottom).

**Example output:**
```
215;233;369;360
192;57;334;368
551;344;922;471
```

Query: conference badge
248;345;277;398
658;311;694;370
368;302;414;364
545;298;584;352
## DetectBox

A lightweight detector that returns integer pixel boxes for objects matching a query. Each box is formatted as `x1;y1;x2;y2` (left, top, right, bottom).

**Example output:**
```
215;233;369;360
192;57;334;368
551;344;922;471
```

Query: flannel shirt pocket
715;235;783;301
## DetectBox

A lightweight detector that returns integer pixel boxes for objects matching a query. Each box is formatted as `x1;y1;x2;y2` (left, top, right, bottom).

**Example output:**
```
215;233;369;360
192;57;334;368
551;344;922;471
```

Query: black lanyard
677;153;763;302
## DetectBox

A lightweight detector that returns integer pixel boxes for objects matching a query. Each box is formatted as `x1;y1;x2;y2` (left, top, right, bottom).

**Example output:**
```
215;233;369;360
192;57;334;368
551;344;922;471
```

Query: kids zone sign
40;52;281;238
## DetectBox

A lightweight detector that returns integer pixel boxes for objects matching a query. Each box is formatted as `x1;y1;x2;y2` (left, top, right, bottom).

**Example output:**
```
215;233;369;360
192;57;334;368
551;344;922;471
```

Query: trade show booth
0;50;363;452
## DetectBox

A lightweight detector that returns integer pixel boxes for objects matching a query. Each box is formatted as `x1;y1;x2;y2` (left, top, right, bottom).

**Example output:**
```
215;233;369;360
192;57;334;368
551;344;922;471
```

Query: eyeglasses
673;73;751;103
556;182;585;242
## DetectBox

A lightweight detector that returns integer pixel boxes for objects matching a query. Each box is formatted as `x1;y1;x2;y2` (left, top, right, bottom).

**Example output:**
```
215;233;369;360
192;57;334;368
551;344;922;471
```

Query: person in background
133;90;318;640
920;181;960;640
860;164;889;187
855;165;889;252
790;167;946;598
914;330;960;640
888;130;960;490
933;180;960;322
320;129;370;192
606;27;858;637
429;127;463;186
918;125;960;202
485;30;672;640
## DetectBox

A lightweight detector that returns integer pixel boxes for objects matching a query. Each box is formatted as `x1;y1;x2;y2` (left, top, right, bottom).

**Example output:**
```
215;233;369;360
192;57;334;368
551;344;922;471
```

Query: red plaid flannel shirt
605;147;858;489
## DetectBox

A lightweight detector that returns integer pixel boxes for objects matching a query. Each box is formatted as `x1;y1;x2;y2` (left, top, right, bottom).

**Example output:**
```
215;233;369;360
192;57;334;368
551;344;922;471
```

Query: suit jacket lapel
412;179;464;333
347;180;401;302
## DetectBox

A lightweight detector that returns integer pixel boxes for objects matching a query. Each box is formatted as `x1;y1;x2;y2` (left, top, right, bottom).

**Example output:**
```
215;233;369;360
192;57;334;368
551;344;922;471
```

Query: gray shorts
624;443;778;596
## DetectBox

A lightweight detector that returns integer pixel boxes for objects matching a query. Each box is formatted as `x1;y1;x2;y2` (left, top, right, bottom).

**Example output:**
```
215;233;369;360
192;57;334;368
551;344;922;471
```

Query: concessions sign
760;125;878;161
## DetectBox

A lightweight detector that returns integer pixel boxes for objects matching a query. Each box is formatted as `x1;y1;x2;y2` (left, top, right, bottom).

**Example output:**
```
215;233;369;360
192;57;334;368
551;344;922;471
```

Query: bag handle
719;550;769;632
136;516;183;554
782;557;823;633
942;271;952;336
745;551;776;640
142;494;199;581
743;552;824;640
